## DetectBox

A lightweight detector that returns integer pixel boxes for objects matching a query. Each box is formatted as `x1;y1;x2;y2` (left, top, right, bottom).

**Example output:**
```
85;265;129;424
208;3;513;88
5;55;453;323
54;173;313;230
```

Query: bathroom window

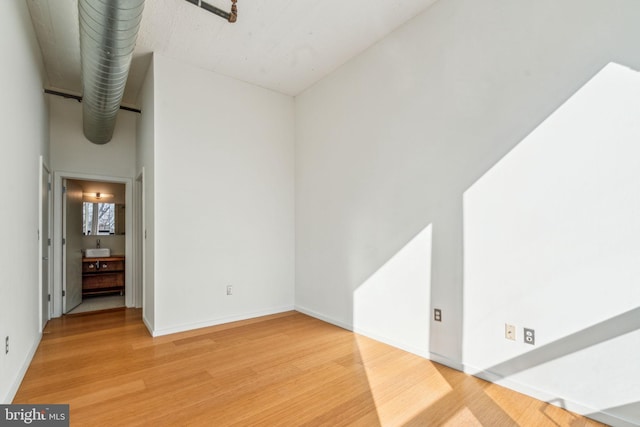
83;202;115;235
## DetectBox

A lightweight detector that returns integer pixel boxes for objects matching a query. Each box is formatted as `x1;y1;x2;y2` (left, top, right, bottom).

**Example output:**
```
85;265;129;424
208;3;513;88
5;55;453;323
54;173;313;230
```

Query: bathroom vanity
82;256;125;296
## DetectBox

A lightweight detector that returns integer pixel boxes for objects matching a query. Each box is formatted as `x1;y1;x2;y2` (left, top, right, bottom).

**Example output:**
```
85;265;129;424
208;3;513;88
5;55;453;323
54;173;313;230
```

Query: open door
63;179;83;313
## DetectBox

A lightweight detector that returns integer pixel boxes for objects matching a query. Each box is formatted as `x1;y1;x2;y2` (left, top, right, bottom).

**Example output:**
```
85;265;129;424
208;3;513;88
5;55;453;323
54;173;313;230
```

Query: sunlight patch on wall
462;62;640;422
353;224;432;358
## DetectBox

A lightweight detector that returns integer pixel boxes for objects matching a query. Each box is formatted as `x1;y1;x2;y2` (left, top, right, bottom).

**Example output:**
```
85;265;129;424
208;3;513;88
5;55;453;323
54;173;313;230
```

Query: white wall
150;55;295;335
0;1;49;403
464;62;640;426
295;0;640;424
50;96;137;178
49;95;137;315
136;57;155;330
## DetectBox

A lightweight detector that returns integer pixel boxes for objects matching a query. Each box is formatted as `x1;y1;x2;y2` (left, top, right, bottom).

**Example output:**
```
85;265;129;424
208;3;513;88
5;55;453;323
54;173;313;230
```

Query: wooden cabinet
82;256;125;296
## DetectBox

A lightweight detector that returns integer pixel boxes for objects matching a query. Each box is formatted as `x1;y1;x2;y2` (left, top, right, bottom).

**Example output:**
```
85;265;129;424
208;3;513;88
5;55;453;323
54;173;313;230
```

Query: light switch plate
505;324;516;341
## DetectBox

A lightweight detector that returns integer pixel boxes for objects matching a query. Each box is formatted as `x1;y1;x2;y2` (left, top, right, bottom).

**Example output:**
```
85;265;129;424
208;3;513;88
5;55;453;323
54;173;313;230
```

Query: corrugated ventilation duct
79;0;145;144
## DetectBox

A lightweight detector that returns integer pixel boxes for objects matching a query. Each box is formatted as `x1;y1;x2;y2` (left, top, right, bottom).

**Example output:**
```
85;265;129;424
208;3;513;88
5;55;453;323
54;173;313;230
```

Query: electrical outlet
505;324;516;341
434;308;442;322
226;285;233;296
5;336;8;354
524;328;535;345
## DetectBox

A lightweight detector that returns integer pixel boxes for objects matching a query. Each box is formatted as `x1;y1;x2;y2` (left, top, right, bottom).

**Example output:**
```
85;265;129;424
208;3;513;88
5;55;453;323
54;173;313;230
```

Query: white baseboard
150;305;295;337
429;352;464;371
294;305;353;331
142;303;637;426
353;326;429;359
142;314;154;336
295;305;429;359
463;363;638;427
2;333;41;404
293;307;636;427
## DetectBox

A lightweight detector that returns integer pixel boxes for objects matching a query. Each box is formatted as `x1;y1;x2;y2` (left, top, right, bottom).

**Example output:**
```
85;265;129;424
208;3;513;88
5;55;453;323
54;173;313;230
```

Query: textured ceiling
27;0;439;106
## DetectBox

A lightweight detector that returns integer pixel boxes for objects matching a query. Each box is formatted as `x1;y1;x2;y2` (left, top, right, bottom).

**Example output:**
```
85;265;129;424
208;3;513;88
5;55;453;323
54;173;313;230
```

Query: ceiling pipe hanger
186;0;238;23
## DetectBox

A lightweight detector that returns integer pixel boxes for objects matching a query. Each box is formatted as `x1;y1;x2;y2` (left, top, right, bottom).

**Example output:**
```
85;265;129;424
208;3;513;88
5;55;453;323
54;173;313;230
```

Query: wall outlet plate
226;285;233;296
524;328;535;345
434;308;442;322
505;324;516;341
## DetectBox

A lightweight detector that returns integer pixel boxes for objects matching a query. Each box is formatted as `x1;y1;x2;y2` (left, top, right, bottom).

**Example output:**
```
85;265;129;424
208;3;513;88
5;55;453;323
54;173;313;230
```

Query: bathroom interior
66;179;126;314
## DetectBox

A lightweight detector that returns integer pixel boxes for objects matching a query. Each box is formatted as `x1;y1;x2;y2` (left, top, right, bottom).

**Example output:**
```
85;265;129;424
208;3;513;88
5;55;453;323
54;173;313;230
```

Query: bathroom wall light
83;192;114;201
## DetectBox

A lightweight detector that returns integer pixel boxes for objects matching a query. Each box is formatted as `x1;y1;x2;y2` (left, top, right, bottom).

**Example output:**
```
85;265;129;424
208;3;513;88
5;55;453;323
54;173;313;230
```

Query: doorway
52;172;136;318
64;179;126;314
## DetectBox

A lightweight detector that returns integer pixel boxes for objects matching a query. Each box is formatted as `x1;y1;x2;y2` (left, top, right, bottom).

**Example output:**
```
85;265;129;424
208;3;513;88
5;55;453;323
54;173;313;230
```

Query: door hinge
62;186;67;194
48;294;51;302
62;290;66;297
37;229;40;240
48;182;51;191
62;238;66;245
48;238;51;246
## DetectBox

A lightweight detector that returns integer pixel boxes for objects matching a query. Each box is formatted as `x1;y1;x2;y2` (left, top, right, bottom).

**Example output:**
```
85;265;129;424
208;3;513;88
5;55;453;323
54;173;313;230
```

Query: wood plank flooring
14;309;605;426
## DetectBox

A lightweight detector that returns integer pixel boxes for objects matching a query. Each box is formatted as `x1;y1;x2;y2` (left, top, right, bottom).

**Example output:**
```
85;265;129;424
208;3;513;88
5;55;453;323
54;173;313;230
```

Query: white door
41;163;51;328
63;179;83;313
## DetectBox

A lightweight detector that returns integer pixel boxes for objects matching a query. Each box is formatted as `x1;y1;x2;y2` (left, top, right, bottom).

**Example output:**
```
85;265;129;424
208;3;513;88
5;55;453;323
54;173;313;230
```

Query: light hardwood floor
14;309;605;426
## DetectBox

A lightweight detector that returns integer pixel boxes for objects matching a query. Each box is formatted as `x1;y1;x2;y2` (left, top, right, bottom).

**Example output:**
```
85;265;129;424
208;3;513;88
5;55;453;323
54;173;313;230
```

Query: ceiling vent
79;0;145;144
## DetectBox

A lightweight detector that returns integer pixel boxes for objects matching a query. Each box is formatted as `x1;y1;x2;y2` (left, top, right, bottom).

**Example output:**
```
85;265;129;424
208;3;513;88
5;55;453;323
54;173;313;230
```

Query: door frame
52;171;136;318
134;170;145;317
39;156;52;331
62;178;84;314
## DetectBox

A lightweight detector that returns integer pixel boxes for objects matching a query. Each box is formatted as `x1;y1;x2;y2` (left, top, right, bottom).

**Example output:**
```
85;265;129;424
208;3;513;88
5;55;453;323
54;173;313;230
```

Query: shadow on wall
462;62;640;425
330;61;640;425
353;224;433;357
587;401;640;426
479;306;640;379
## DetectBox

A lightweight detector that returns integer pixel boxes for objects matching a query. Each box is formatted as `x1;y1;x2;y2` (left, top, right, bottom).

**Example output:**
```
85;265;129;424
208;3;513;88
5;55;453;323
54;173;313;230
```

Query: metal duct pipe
79;0;144;144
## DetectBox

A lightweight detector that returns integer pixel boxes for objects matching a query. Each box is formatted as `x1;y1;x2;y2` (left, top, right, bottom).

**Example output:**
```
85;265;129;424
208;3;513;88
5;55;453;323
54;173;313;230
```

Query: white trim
593;411;640;427
296;303;432;360
149;306;295;337
136;169;145;310
38;156;52;332
296;305;431;361
61;177;68;314
142;314;154;336
1;333;41;404
293;306;633;426
462;363;637;427
294;304;353;331
52;171;136;318
428;352;464;371
353;326;429;359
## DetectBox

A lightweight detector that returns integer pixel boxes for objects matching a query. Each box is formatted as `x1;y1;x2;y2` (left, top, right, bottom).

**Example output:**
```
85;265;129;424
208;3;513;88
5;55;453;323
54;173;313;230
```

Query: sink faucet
97;239;101;248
